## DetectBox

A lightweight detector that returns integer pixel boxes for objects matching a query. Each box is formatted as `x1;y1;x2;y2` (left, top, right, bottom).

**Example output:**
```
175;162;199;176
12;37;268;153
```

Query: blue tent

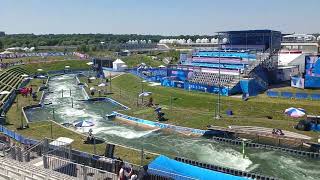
148;155;248;180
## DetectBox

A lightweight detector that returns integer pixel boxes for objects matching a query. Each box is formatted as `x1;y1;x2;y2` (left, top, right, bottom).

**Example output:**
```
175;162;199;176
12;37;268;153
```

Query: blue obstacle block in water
295;93;309;99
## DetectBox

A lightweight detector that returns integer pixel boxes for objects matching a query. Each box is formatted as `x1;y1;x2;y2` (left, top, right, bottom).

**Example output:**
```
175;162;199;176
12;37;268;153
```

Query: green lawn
266;85;320;94
121;54;164;68
19;60;90;73
1;56;77;64
105;73;320;141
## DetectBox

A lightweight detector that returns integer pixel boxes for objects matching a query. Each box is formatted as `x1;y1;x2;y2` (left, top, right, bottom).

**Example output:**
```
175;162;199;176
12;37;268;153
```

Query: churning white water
25;74;320;180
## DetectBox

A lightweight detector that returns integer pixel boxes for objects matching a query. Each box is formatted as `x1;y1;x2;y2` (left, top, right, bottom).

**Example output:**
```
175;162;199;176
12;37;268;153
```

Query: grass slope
106;73;320;141
20;60;89;73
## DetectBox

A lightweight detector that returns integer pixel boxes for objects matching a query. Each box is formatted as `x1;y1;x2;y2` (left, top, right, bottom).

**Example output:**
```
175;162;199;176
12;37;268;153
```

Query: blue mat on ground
148;155;247;180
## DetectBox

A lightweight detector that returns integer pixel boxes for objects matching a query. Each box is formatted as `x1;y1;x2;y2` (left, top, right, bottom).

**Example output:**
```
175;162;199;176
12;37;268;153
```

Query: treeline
0;34;214;49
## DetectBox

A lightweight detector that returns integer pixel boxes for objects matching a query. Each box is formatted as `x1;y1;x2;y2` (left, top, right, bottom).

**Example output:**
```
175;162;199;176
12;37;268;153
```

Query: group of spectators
118;162;149;180
19;86;37;100
0;59;24;69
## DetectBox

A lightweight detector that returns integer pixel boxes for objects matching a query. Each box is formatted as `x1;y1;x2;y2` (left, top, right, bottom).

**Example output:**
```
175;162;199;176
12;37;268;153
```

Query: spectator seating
193;51;256;59
188;71;239;87
0;156;75;180
192;57;250;65
0;67;30;106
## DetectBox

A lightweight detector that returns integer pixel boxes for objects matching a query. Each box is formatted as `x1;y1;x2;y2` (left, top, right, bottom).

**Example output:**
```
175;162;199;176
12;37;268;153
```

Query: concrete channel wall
113;112;207;135
211;136;320;159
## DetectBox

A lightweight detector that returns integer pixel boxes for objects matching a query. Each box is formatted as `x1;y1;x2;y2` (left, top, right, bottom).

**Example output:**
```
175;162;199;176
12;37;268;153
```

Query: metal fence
267;90;320;100
45;155;118;180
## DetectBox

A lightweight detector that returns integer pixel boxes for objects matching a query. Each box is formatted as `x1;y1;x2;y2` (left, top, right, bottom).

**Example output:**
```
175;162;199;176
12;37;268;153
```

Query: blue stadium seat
295;93;308;99
266;91;279;97
310;94;320;100
281;92;293;98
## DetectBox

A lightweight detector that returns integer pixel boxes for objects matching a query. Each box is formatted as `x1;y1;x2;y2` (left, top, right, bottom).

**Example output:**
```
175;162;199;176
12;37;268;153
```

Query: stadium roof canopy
216;29;281;34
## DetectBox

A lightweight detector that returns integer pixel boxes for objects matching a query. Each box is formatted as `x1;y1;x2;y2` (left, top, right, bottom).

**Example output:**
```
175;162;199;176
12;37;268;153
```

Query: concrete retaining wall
211;136;320;159
113;112;207;135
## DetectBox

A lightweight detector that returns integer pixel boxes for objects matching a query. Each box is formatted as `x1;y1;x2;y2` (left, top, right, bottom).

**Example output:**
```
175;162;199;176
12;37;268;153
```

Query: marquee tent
113;59;127;71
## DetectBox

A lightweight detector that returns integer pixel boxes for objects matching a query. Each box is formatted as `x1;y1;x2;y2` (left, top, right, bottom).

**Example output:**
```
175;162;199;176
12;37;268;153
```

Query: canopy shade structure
49;137;74;146
139;92;152;97
86;62;94;65
113;59;127;71
0;91;11;95
89;77;96;80
65;66;70;68
98;83;106;87
37;69;43;72
148;155;246;180
21;74;29;77
285;107;306;118
38;75;46;79
73;120;94;127
89;87;96;91
158;65;166;68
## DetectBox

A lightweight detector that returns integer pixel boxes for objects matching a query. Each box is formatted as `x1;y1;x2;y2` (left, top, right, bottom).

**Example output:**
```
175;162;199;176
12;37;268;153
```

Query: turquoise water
25;74;320;180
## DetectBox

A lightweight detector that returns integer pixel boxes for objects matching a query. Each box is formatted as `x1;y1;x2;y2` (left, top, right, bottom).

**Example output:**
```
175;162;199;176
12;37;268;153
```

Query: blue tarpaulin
148;155;247;180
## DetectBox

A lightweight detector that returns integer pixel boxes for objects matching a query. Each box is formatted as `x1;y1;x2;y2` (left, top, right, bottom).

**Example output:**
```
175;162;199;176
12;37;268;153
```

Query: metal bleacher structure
0;134;178;180
132;30;282;96
177;47;279;96
0;67;30;115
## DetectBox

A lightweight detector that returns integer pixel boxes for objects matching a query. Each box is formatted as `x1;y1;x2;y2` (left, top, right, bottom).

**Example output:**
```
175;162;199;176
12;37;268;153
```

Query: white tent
50;137;74;146
0;50;13;55
113;59;126;71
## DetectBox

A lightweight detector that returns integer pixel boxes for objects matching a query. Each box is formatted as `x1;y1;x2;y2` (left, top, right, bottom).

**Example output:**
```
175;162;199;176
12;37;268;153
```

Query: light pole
216;33;221;119
51;107;55;139
141;80;144;105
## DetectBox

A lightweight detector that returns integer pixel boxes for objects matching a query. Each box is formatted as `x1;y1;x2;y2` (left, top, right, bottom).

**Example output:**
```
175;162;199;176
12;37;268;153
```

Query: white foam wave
92;126;158;139
195;143;253;171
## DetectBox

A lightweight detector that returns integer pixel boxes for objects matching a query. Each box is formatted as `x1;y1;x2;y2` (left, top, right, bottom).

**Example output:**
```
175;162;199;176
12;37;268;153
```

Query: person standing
29;87;33;96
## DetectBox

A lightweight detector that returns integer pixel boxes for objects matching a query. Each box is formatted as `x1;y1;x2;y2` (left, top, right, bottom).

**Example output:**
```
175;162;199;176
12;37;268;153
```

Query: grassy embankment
83;73;320;141
2;56;80;64
3;60;154;165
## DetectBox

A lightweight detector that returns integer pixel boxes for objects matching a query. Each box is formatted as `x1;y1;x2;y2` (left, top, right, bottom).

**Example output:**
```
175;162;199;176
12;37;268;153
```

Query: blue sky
1;0;319;35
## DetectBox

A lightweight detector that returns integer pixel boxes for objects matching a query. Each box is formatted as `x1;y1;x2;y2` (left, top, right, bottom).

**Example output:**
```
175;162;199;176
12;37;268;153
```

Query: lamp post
216;33;221;119
51;107;55;139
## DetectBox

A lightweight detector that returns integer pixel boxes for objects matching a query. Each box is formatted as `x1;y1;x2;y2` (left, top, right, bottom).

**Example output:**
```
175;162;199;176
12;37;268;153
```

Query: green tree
0;40;3;50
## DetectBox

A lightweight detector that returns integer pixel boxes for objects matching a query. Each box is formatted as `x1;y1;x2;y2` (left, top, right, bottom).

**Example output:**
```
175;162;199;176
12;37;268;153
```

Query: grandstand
0;156;76;180
132;30;281;96
0;67;29;109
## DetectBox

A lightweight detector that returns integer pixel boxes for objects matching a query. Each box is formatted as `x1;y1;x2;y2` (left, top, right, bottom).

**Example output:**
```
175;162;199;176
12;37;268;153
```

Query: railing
174;157;277;180
266;91;320;100
45;155;118;180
